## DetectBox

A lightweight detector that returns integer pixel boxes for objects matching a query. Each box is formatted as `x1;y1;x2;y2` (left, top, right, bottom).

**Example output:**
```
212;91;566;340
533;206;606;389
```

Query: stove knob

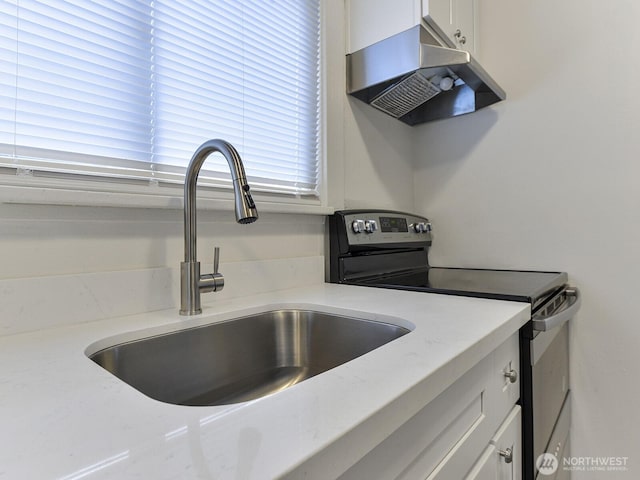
364;220;378;234
414;222;432;234
351;219;365;234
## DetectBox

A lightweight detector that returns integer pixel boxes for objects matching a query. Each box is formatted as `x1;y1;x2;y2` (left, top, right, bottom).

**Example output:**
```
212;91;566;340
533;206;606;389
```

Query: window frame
0;0;343;215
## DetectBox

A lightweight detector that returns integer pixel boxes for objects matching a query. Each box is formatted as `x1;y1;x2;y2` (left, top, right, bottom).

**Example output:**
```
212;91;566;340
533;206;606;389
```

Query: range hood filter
370;71;442;118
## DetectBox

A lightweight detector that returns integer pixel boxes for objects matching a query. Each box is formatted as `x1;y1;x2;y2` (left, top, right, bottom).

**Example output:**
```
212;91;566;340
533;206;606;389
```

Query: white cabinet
422;0;476;54
346;0;421;53
467;444;500;480
347;0;477;56
338;333;521;479
488;332;520;427
467;406;522;480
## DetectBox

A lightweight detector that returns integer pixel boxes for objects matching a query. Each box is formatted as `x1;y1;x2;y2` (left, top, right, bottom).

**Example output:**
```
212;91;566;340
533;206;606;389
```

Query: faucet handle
199;247;224;294
213;246;220;274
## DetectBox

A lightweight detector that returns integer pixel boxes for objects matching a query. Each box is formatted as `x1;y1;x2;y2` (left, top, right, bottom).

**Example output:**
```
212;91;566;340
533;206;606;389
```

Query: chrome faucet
180;139;258;315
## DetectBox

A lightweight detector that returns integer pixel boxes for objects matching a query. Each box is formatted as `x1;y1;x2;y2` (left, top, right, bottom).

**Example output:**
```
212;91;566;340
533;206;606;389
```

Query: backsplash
0;256;324;336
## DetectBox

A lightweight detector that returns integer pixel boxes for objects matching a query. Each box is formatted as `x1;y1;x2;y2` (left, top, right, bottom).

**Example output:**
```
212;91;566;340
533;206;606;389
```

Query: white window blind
0;1;321;197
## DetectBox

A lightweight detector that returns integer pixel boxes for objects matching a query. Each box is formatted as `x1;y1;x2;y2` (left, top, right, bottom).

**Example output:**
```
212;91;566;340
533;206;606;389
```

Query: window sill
0;175;336;216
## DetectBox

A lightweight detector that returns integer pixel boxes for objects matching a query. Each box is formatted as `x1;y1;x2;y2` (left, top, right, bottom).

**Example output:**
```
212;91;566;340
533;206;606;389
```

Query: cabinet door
452;0;475;53
347;0;422;53
466;445;498;480
422;0;453;44
466;406;521;480
337;335;519;480
338;351;495;480
492;406;521;480
422;0;476;54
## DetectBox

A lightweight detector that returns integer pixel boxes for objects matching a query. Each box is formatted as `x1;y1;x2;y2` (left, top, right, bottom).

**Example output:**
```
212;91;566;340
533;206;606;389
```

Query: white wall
344;98;415;211
413;0;640;474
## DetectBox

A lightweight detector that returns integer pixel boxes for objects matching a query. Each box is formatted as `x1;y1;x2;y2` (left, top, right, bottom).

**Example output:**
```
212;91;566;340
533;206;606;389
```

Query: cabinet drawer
487;333;520;433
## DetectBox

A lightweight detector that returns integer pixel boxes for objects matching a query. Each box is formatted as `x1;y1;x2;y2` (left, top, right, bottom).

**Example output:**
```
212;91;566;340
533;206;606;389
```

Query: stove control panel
335;210;432;247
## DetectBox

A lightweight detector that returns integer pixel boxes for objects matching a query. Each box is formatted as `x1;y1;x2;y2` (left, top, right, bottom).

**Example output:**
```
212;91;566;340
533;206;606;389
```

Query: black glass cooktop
354;267;568;310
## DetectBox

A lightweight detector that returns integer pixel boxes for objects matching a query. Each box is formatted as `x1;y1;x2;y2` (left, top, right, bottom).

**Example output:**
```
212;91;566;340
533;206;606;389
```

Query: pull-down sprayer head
232;177;258;225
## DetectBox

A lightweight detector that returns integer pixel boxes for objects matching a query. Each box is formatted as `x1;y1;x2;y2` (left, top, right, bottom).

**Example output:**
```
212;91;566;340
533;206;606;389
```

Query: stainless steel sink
89;309;411;406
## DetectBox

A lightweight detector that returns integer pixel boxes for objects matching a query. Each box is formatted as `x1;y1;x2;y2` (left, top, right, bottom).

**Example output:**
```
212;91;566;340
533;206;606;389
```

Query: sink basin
89;309;411;406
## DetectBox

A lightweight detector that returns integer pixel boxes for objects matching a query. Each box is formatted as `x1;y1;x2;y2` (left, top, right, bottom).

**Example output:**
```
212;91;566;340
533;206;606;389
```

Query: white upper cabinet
422;0;477;55
346;0;421;53
347;0;477;56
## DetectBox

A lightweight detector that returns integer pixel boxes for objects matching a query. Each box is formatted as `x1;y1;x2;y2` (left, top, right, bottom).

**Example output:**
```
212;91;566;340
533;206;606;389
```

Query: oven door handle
532;287;581;332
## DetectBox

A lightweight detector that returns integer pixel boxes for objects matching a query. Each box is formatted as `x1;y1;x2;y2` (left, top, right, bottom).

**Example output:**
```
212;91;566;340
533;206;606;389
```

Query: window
0;1;322;199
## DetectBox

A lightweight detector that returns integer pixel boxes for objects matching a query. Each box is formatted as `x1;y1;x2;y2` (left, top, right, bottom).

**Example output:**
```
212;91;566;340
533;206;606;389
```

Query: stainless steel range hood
347;25;506;125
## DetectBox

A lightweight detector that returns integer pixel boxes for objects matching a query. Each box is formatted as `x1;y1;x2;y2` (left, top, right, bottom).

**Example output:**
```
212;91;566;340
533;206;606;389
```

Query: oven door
532;322;570;478
527;287;580;479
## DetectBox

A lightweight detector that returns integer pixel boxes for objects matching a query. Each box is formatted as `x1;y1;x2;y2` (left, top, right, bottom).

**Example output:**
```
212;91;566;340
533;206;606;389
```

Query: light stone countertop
0;283;530;480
